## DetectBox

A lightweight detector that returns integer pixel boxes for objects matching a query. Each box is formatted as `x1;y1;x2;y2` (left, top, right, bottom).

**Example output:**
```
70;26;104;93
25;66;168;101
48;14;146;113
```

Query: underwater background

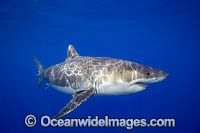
0;0;200;132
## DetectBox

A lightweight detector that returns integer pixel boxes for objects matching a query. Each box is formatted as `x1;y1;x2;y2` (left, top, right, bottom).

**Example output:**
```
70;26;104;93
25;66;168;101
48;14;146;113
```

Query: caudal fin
33;56;44;88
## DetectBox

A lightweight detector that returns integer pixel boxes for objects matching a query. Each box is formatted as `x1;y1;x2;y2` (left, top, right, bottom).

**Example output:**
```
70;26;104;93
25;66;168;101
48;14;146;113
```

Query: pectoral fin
54;88;95;119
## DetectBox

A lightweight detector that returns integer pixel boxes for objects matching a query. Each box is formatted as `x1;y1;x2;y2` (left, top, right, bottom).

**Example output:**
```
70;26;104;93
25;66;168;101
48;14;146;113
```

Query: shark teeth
130;82;147;88
135;82;147;87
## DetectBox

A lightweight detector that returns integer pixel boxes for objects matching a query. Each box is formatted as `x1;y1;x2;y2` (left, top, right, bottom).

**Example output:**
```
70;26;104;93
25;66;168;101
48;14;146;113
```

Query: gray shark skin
34;45;168;119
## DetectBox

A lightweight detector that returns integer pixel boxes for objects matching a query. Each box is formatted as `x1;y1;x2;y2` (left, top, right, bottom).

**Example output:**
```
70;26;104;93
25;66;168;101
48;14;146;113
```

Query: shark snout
156;70;169;82
160;70;168;77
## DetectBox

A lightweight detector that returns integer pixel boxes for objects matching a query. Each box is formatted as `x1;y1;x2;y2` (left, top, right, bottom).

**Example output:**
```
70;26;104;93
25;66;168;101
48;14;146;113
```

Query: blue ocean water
0;0;200;132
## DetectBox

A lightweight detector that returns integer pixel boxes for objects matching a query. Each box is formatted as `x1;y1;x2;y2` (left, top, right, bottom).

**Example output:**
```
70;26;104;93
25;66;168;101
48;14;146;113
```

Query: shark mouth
130;82;147;88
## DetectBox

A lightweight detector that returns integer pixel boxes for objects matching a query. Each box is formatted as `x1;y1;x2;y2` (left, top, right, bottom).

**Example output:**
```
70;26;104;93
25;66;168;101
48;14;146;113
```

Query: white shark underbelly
51;85;75;94
51;84;88;94
96;82;146;95
51;82;146;95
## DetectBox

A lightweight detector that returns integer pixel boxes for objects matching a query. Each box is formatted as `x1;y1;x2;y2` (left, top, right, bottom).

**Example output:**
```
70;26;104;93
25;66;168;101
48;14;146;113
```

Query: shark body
34;45;168;119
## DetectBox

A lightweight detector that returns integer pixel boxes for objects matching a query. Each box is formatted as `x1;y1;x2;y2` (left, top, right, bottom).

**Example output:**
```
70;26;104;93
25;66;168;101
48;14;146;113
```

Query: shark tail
33;56;45;88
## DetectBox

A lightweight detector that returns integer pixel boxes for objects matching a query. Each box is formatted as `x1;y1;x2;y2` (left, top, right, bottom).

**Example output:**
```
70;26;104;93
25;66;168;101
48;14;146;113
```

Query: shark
34;45;168;119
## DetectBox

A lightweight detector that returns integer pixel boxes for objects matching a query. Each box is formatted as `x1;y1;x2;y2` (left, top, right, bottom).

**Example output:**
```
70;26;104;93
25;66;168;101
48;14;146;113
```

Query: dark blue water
0;0;200;132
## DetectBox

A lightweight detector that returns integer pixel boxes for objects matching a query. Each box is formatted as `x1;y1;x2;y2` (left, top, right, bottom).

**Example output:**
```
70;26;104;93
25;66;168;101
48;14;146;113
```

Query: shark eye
146;72;150;76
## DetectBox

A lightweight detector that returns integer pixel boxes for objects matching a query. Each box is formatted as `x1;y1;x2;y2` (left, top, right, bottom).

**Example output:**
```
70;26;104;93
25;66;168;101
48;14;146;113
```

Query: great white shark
34;45;168;119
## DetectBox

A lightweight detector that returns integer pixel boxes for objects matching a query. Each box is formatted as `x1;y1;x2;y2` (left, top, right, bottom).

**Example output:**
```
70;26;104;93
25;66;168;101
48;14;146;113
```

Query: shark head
127;63;168;92
111;62;169;94
135;65;168;83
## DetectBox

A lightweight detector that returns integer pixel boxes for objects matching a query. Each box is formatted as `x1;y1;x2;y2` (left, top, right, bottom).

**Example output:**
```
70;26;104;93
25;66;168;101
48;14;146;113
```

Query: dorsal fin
66;45;79;59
